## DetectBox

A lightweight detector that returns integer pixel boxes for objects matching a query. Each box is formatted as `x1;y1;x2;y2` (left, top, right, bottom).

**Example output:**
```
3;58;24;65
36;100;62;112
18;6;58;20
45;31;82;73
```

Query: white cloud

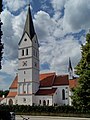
1;8;27;60
40;36;81;74
0;8;24;80
51;0;67;11
1;59;18;76
4;0;28;12
1;0;86;90
1;9;17;59
63;0;90;32
0;76;8;90
34;10;81;74
34;10;56;40
51;0;67;20
12;11;26;38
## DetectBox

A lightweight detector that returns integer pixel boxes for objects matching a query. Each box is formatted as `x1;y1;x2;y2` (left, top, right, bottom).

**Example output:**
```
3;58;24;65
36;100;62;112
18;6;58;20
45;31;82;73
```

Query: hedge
0;110;11;120
0;105;90;114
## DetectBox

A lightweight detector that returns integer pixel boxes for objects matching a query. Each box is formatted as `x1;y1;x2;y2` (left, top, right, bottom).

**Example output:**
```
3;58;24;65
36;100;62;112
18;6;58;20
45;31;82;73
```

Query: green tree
0;90;3;97
72;33;90;112
3;90;9;97
0;90;9;97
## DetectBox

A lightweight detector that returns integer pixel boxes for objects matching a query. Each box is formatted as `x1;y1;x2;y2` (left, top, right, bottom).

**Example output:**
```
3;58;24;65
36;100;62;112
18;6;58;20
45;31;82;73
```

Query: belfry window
35;62;37;67
22;49;24;56
26;48;28;55
62;89;65;100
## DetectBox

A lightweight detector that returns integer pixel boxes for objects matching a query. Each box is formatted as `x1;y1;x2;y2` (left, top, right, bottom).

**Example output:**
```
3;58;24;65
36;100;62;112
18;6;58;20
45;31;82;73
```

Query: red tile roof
40;72;56;81
40;74;69;87
54;75;69;86
7;92;17;97
9;73;69;90
9;76;18;89
10;73;56;89
0;97;4;102
40;74;55;87
8;72;78;97
69;79;78;88
35;88;57;95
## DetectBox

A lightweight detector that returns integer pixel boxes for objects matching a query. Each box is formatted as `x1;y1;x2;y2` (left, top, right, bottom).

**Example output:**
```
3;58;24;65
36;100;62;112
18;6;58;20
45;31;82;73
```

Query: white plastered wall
35;95;53;106
53;85;69;105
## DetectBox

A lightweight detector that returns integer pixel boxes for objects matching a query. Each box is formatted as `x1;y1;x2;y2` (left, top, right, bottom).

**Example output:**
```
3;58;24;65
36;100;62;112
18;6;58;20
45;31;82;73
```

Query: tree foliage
0;90;9;97
0;0;4;69
72;33;90;111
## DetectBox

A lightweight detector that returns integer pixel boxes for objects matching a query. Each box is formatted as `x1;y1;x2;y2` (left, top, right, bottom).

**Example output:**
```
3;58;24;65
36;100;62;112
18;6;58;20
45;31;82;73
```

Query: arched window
19;83;22;94
47;100;49;106
24;71;26;74
23;84;26;94
62;89;65;100
39;100;41;105
23;98;26;102
9;99;13;105
43;100;46;106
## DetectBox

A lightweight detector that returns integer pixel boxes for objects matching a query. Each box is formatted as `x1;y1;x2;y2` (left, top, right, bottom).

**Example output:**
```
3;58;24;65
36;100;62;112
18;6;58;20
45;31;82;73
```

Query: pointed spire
68;57;74;79
24;4;36;39
68;57;73;72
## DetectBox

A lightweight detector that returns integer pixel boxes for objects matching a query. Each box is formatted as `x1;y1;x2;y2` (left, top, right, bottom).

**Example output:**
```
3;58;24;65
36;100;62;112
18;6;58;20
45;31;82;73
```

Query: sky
0;0;90;90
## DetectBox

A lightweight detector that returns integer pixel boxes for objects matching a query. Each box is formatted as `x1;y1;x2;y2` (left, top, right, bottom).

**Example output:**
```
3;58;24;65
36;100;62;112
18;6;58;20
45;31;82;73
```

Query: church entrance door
9;99;13;105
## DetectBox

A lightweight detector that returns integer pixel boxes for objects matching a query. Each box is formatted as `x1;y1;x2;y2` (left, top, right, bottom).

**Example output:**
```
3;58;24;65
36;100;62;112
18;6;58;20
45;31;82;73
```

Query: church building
0;5;78;106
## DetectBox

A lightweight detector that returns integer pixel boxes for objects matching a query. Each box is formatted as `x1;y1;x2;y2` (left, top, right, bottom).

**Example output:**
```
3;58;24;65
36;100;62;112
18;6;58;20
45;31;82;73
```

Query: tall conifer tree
72;33;90;111
0;0;4;69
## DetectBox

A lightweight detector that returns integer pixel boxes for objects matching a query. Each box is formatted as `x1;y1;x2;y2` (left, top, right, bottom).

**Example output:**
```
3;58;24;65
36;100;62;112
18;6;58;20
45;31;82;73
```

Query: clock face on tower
22;61;27;66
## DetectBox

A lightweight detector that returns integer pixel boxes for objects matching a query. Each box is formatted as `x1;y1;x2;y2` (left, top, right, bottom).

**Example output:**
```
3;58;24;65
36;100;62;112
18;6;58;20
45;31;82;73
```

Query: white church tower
17;5;39;105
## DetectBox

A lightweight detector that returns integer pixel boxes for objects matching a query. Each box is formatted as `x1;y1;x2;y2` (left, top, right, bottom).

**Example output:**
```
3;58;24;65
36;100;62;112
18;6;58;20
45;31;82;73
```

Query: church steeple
68;57;73;72
68;57;73;79
18;3;39;105
24;4;35;40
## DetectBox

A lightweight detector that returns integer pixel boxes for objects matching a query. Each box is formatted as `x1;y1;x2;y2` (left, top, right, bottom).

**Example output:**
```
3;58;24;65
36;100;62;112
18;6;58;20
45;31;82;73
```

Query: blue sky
0;0;90;90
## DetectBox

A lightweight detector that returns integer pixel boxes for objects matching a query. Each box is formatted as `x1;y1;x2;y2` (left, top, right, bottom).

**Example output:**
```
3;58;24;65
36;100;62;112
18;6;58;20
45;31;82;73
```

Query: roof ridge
40;72;56;75
9;75;18;89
